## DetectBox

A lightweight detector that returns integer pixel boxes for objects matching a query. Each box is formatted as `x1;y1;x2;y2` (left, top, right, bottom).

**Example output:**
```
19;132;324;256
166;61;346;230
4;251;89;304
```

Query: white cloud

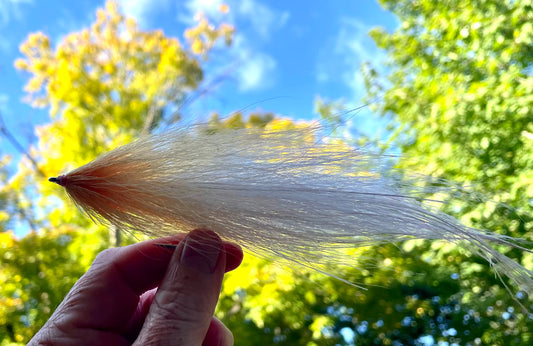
117;0;170;27
339;19;386;99
317;17;385;101
220;35;276;92
183;0;289;40
0;0;32;52
181;0;284;93
0;0;32;26
183;0;225;22
335;18;376;62
236;51;276;92
236;0;289;40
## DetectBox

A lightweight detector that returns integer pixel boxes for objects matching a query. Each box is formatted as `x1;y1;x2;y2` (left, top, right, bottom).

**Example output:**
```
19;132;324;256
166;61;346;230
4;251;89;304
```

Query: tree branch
0;112;46;178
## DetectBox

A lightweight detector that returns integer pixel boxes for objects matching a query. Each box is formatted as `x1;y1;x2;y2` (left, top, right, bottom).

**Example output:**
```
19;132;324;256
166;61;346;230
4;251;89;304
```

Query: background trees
361;0;533;343
1;0;532;345
1;1;233;343
221;0;533;344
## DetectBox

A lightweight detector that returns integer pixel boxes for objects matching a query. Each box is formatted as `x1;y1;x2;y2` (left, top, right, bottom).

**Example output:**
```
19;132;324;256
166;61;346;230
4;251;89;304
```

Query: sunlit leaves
0;227;110;343
185;6;234;57
2;1;234;344
15;0;234;169
360;0;533;343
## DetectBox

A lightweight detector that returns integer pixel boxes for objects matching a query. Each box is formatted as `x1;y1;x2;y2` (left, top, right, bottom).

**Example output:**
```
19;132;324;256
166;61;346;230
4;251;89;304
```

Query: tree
14;0;232;173
358;0;533;343
1;1;233;343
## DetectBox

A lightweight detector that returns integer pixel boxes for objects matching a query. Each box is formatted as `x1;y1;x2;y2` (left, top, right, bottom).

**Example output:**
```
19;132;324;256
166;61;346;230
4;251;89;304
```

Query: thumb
134;230;228;346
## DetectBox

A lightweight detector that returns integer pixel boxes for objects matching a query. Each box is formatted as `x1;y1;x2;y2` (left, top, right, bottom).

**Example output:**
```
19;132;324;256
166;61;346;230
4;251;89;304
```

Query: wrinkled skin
30;229;243;346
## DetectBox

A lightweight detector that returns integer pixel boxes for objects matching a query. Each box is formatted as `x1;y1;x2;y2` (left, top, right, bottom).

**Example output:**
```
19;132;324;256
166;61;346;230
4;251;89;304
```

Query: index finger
93;234;243;296
92;235;187;296
47;234;243;332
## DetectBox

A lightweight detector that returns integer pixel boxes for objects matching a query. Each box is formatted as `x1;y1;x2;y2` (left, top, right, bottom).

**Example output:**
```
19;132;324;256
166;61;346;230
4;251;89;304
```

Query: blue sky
0;0;397;169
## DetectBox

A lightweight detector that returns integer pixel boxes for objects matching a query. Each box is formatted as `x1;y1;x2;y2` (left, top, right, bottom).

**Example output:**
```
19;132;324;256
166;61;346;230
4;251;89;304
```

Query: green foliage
364;0;533;273
218;241;532;345
0;227;110;343
363;0;533;213
314;96;345;136
355;0;533;343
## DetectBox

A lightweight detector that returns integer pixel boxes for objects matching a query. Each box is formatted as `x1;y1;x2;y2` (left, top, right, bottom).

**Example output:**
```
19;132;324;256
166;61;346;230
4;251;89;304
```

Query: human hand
29;229;243;346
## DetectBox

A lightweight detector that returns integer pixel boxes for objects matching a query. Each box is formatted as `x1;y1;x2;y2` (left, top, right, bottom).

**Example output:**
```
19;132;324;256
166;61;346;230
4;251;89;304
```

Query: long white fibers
49;125;533;293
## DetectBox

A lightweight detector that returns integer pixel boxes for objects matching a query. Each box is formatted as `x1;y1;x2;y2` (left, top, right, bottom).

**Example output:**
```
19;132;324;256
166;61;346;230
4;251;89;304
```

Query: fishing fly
48;124;533;294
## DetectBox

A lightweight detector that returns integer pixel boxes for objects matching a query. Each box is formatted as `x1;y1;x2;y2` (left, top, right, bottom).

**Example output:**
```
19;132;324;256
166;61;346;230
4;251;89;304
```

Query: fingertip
223;243;243;273
154;235;243;273
109;234;187;295
203;318;234;346
135;229;227;345
123;288;158;342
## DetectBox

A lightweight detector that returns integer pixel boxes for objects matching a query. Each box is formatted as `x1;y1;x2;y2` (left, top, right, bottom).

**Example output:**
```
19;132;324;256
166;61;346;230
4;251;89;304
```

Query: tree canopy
361;0;533;343
1;1;233;343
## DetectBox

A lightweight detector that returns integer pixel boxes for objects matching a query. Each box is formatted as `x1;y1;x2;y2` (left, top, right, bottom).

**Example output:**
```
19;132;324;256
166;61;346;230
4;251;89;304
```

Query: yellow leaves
96;0;122;30
9;2;235;341
12;0;230;204
309;315;333;339
0;210;9;226
47;208;65;228
190;39;204;55
25;75;42;93
184;6;234;57
56;60;72;95
265;118;297;131
26;32;50;51
222;254;300;325
16;32;51;74
102;61;115;75
222;112;246;129
0;231;15;249
0;224;110;343
125;17;136;32
219;23;234;46
219;3;229;14
15;0;228;133
157;47;173;73
13;58;28;70
304;290;317;304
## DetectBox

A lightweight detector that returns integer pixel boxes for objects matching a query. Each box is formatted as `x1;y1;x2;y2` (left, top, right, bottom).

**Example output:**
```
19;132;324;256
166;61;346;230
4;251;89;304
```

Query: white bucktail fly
49;124;533;294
